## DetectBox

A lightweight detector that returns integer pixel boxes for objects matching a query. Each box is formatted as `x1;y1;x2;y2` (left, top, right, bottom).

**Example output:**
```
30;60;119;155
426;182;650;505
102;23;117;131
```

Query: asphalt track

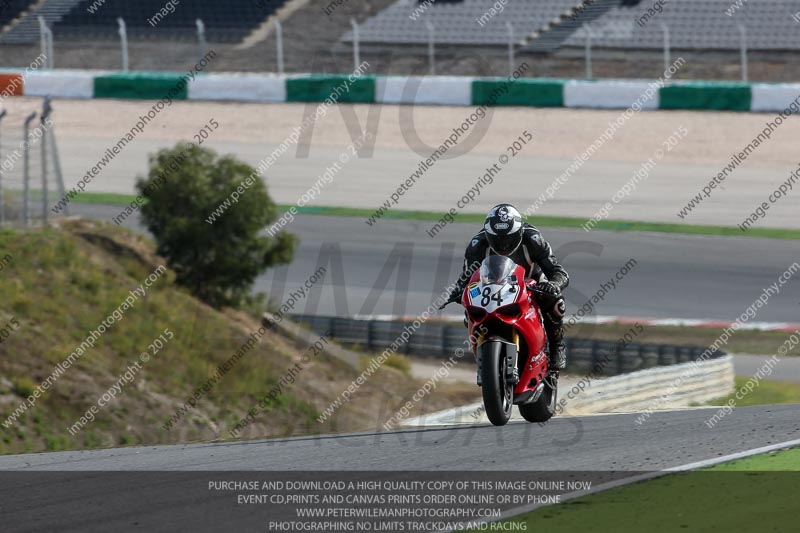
1;405;798;471
22;98;800;230
734;354;800;382
2;406;798;530
74;204;800;323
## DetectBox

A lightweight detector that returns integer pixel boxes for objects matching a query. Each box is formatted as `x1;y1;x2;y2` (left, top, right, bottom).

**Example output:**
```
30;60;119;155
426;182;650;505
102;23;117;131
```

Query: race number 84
481;287;503;306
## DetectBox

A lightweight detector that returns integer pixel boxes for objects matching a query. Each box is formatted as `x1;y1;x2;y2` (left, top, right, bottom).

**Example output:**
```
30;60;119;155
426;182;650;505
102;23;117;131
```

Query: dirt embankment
0;219;476;454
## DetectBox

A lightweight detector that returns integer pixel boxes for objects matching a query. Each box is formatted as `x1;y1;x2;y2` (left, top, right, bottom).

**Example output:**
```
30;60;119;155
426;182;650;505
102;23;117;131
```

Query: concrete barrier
24;70;98;99
189;73;287;102
751;83;800;112
564;80;660;110
401;355;735;426
0;69;794;113
376;76;473;106
566;355;735;414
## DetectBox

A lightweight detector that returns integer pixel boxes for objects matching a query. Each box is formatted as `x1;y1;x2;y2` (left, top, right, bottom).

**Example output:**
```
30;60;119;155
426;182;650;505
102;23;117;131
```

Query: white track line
460;437;800;531
665;437;800;472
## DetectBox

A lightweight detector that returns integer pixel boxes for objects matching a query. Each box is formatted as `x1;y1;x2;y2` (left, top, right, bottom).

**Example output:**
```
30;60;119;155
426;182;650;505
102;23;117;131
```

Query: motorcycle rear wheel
519;378;557;423
479;340;513;426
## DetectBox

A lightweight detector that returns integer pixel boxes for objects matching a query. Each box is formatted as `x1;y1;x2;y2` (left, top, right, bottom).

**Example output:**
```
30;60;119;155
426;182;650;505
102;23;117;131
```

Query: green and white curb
3;69;799;113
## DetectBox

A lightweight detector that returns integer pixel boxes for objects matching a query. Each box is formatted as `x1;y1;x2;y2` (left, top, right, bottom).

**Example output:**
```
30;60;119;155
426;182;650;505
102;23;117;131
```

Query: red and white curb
583;315;800;333
353;314;800;333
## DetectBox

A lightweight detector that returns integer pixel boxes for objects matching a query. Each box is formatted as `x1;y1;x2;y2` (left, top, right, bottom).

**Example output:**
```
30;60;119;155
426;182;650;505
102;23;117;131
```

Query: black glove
530;280;561;298
440;285;463;309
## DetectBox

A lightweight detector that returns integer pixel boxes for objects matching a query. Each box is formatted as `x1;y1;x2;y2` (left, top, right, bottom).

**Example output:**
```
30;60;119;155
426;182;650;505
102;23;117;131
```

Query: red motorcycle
446;256;558;426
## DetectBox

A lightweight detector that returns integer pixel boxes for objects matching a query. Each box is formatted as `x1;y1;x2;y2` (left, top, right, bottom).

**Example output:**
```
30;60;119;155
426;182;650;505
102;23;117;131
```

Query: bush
137;143;297;308
12;376;35;398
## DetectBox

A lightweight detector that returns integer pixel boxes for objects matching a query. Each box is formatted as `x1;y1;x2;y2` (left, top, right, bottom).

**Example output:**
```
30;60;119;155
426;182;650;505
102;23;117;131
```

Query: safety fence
0;96;67;228
291;314;725;377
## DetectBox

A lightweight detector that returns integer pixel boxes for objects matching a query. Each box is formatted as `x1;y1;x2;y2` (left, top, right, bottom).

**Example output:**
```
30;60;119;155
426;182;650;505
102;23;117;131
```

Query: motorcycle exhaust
527;382;546;404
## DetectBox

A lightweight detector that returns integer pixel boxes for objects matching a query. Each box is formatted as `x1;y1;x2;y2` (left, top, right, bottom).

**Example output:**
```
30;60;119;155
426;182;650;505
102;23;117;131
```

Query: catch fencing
0;97;67;228
291;315;725;377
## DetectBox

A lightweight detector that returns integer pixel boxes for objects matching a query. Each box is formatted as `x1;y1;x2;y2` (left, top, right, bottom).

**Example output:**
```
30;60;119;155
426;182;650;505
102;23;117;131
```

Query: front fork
507;330;520;385
475;329;520;387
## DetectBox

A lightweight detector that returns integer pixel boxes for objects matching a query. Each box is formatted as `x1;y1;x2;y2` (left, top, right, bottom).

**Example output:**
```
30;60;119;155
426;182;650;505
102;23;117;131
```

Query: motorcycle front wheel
479;339;513;426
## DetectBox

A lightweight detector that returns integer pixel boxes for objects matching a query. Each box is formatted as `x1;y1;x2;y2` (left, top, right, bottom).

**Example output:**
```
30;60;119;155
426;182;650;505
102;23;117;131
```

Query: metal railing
291;315;725;377
21;15;756;81
0;97;66;228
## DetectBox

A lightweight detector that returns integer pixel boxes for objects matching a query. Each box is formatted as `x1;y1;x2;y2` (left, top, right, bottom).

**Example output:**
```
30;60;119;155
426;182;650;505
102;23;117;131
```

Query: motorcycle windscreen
479;255;517;285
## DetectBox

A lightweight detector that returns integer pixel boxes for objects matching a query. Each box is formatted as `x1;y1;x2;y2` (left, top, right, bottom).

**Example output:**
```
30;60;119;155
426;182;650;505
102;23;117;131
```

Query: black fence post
637;343;645;371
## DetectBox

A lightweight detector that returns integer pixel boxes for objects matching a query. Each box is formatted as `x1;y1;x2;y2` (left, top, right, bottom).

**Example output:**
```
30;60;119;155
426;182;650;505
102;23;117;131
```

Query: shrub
137;144;297;308
12;376;35;398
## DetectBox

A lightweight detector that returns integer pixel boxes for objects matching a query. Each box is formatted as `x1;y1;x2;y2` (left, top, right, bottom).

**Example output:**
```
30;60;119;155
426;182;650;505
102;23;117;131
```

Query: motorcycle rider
445;204;569;370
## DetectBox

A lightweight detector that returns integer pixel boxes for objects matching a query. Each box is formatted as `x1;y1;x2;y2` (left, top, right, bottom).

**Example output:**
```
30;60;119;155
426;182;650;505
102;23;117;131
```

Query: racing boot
547;321;567;371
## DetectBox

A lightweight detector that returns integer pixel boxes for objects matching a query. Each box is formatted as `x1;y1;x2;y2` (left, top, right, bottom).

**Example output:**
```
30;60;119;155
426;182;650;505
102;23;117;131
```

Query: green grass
373;354;411;375
704;377;800;407
69;191;139;206
70;193;800;240
475;448;800;533
713;447;800;471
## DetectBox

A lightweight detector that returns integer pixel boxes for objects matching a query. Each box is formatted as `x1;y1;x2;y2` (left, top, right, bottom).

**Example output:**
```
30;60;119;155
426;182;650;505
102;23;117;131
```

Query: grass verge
703;377;800;407
475;447;800;532
70;193;800;240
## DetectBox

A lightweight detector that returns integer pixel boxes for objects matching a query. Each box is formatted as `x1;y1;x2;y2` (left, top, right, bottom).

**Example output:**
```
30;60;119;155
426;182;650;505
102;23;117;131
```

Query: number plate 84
468;281;518;313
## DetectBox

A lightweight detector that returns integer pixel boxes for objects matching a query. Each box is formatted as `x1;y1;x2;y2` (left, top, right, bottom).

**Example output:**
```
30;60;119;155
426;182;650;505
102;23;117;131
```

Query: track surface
1;405;798;471
4;406;798;532
75;204;800;322
8;98;800;229
734;354;800;382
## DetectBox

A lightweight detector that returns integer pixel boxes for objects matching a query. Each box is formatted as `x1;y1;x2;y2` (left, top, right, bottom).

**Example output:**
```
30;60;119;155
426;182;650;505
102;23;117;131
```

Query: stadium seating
560;0;800;51
343;0;800;52
341;0;586;45
2;0;95;44
0;1;38;30
51;0;287;42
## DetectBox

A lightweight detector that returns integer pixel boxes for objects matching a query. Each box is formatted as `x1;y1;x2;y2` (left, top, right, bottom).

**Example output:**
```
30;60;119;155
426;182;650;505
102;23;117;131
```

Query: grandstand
341;0;603;46
0;0;798;80
1;1;84;44
0;1;38;31
1;0;287;43
343;0;800;52
561;0;800;51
